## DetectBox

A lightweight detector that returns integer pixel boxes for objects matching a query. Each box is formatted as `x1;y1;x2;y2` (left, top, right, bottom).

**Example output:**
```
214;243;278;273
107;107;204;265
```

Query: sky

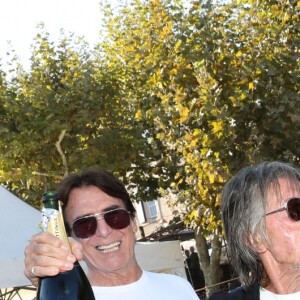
0;0;103;70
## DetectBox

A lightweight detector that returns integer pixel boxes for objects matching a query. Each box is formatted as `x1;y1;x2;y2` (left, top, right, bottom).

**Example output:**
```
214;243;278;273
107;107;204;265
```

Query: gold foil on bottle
41;201;70;248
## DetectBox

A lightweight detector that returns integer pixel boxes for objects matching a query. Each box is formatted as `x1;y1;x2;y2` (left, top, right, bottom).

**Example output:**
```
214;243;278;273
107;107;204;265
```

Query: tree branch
55;129;68;176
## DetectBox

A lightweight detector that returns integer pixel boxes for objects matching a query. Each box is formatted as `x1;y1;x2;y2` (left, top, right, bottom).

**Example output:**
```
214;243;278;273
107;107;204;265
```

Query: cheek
267;222;298;261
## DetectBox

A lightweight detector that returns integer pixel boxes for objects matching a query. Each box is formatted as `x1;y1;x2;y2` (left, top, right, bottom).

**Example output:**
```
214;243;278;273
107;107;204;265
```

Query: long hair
221;161;300;286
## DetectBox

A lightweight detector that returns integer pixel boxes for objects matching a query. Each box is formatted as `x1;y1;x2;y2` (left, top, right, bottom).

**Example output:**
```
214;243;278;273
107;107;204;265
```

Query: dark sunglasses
70;208;131;239
265;197;300;221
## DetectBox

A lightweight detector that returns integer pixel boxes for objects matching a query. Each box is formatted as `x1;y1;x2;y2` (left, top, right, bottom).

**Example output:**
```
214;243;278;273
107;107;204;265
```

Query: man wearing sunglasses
209;161;300;300
24;168;200;299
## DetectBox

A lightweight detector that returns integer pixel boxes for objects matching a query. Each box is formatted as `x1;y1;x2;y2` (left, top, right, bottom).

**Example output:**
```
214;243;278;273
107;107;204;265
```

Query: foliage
0;26;149;206
97;0;300;292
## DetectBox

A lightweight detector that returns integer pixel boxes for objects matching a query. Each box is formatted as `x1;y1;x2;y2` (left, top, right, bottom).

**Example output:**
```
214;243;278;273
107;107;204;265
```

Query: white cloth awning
0;185;41;288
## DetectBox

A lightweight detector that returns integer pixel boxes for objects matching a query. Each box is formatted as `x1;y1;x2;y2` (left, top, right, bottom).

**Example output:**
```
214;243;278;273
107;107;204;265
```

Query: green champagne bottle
37;191;95;300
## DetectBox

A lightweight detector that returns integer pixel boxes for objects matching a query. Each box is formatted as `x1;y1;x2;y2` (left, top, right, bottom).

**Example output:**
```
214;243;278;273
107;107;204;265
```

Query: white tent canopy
135;241;186;278
0;185;41;288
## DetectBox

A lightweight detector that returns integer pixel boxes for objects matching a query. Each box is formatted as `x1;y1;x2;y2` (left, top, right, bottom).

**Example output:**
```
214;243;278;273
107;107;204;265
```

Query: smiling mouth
96;241;121;253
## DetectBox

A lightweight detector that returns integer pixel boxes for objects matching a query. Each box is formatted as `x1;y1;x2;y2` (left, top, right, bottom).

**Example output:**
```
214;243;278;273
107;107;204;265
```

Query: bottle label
41;207;70;246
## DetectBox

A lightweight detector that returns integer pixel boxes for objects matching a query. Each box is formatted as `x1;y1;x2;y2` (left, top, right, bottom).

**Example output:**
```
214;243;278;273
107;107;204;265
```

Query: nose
94;216;112;237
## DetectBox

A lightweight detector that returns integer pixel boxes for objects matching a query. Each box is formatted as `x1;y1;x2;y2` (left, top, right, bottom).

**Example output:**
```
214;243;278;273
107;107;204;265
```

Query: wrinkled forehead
267;176;300;204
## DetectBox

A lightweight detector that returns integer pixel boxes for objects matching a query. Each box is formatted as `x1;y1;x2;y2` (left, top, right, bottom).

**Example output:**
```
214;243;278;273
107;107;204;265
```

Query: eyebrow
73;204;122;220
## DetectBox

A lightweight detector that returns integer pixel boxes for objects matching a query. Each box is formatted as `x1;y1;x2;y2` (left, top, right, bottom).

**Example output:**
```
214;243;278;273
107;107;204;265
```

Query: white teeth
96;242;121;253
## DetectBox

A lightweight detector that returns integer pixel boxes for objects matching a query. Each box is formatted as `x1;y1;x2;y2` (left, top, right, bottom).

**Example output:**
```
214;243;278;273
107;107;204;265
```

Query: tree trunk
194;226;222;298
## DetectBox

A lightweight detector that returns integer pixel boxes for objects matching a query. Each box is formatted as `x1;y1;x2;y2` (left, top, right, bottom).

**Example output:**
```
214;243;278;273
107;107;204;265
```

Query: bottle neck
43;199;59;210
41;192;70;251
42;191;60;209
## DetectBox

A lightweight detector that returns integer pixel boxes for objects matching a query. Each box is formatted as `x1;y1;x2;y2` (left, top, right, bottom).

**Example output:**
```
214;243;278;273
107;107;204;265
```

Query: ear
131;217;138;234
248;233;268;254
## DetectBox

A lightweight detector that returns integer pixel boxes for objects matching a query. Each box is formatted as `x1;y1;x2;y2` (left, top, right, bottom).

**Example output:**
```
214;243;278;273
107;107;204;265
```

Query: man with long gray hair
209;161;300;299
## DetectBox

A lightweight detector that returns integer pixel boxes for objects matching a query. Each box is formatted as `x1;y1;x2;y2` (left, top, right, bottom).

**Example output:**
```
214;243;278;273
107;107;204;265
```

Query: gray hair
221;161;300;287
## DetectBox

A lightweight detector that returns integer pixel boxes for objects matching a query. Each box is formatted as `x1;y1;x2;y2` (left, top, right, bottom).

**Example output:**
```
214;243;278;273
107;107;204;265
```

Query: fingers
24;232;82;286
24;266;39;287
69;237;84;261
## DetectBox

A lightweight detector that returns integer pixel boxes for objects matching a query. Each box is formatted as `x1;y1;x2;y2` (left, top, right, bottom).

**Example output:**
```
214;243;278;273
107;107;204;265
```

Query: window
146;200;157;219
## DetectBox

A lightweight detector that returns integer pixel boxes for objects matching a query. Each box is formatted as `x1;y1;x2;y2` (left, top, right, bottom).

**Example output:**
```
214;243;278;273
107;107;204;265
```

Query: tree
98;0;300;296
0;25;148;206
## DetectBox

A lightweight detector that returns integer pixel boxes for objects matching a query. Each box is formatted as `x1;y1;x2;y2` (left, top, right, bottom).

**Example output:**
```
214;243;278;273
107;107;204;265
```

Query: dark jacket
208;282;260;300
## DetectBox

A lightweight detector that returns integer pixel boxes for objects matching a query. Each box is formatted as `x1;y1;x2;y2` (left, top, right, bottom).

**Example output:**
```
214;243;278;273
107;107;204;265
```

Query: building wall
134;197;174;240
